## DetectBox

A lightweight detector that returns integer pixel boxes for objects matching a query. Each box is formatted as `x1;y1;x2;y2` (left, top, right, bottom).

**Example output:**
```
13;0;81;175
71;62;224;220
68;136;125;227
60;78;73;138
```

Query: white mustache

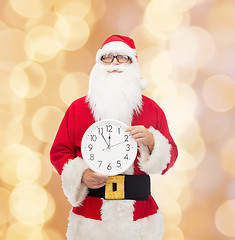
105;65;126;73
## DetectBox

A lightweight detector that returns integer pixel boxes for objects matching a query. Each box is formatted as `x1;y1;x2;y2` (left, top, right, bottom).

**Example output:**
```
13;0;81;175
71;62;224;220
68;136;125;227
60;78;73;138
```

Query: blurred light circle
54;0;91;18
0;29;28;64
173;150;196;171
192;153;224;195
59;72;89;106
145;1;184;32
0;144;33;185
0;63;21;104
16;151;41;183
10;62;46;98
32;106;64;143
164;224;184;240
0;123;23;150
151;50;173;83
0;188;10;225
202;75;235;112
44;228;64;240
0;21;8;31
215;200;235;237
0;100;25;127
200;110;229;142
220;138;235;177
151;0;197;11
131;24;167;50
158;197;182;225
25;26;61;62
25;12;58;31
9;0;53;18
6;222;43;240
35;153;53;187
43;191;56;222
169;27;215;69
10;185;48;218
152;175;182;201
54;16;90;51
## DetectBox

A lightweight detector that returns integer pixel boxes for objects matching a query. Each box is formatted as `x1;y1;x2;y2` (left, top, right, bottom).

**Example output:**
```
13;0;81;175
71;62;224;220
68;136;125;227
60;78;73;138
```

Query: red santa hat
96;34;148;90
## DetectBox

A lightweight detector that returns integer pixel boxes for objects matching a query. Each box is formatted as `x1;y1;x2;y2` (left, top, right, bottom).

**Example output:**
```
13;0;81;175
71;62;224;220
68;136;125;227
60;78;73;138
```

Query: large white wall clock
81;119;138;176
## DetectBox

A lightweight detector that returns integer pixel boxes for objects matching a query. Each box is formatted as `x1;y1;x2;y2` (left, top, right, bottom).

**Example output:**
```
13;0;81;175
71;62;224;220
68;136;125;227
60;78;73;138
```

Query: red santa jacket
50;95;178;221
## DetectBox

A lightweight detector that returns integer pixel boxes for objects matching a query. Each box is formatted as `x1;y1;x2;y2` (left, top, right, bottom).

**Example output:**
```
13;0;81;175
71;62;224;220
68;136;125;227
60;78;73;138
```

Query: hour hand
101;133;109;147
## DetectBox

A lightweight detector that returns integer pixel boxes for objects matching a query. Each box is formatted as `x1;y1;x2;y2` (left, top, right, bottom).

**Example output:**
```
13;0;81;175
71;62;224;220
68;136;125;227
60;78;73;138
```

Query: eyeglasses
101;55;131;63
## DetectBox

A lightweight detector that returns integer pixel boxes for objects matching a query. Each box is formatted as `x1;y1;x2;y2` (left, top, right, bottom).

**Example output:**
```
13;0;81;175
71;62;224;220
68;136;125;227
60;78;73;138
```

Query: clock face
81;119;137;176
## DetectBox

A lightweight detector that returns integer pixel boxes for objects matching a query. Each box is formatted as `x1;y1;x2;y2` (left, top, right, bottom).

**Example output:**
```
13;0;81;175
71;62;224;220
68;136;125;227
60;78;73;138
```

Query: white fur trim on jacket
61;157;89;207
66;210;164;240
138;127;171;174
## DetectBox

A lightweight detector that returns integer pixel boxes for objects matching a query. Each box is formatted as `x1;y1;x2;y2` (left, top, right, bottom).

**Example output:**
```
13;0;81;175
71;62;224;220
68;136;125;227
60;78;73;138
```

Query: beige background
0;0;235;239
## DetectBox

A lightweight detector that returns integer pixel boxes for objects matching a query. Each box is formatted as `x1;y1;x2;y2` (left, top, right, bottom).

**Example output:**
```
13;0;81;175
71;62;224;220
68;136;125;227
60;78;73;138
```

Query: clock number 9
88;144;93;151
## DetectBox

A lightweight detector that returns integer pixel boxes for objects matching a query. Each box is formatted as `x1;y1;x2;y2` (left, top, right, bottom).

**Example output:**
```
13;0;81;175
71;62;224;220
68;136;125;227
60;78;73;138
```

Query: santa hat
96;35;148;90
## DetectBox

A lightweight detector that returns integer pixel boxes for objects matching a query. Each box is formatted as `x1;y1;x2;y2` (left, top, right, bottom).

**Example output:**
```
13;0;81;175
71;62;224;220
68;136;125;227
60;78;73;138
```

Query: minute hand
109;140;126;148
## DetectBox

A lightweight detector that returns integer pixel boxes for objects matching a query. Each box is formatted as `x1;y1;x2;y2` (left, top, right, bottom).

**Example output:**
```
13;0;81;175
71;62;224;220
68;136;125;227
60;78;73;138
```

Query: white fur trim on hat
96;41;138;64
138;127;171;174
61;157;89;207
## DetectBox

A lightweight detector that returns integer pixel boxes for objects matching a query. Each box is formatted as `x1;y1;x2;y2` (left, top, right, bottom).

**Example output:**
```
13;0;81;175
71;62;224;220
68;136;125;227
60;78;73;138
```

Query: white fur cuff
61;157;89;207
138;127;171;174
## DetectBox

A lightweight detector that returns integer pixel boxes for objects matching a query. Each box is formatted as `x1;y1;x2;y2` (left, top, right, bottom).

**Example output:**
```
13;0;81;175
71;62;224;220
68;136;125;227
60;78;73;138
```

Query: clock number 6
107;163;112;170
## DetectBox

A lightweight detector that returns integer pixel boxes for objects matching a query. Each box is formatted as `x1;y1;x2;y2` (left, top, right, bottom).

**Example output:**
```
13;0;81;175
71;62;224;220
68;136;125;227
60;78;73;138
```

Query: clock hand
108;132;111;147
102;140;126;151
101;133;109;147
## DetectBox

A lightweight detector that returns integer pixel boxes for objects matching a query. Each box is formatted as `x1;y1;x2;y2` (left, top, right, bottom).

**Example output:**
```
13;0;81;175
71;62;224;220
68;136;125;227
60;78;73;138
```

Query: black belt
88;175;151;201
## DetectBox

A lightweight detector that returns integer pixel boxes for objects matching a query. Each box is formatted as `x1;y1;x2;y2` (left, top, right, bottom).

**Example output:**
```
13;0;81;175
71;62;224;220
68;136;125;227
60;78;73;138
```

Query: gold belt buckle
105;175;125;200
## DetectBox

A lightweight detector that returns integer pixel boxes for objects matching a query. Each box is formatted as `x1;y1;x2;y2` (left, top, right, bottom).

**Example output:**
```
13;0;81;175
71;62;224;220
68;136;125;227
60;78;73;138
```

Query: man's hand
126;125;155;153
81;168;109;189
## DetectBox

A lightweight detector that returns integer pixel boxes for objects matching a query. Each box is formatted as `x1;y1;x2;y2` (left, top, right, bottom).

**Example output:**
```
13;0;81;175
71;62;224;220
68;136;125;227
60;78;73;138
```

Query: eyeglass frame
100;54;132;63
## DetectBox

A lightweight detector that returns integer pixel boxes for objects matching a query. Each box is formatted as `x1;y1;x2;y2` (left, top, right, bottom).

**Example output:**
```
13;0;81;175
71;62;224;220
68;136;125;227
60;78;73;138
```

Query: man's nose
112;57;120;65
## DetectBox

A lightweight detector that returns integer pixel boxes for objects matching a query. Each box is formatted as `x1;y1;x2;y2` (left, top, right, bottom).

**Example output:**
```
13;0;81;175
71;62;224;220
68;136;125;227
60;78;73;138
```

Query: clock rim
81;119;137;176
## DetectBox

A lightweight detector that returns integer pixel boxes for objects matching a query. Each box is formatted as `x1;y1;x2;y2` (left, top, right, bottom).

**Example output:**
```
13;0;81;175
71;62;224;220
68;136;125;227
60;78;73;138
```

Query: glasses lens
101;55;113;63
117;55;129;63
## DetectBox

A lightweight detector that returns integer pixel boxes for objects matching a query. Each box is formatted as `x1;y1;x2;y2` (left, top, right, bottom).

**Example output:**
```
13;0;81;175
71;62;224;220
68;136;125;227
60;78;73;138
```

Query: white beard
87;62;143;126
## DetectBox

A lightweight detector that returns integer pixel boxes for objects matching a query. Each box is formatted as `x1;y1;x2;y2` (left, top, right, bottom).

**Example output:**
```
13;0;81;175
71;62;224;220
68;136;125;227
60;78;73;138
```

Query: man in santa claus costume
50;35;178;240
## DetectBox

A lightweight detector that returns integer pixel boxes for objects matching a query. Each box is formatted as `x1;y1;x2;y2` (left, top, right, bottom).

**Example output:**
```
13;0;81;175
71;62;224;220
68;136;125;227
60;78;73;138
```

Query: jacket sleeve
138;106;178;175
50;105;89;207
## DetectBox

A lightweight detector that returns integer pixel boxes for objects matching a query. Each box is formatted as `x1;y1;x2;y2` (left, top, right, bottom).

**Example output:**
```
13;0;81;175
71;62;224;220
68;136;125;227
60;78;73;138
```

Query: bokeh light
202;74;235;112
9;0;53;18
54;16;90;51
32;106;64;143
0;0;234;239
10;62;47;98
169;26;215;69
215;200;235;237
59;72;89;105
25;26;61;62
54;0;91;18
